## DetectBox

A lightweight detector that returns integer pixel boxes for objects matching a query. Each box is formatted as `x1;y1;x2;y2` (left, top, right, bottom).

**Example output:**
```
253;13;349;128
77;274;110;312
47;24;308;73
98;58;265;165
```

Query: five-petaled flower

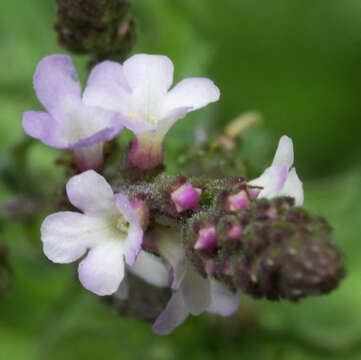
41;170;143;296
83;53;220;172
22;55;124;171
248;135;304;206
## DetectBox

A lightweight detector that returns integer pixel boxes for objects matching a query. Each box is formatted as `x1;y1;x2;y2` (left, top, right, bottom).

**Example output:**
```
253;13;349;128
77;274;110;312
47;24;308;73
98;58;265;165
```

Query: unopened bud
248;187;261;199
193;224;217;251
55;0;135;67
170;183;201;213
227;223;243;240
224;189;250;212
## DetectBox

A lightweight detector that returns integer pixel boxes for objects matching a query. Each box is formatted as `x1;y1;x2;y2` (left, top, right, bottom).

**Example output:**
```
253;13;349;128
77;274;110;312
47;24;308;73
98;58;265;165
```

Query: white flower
83;53;220;171
249;135;304;205
41;170;143;296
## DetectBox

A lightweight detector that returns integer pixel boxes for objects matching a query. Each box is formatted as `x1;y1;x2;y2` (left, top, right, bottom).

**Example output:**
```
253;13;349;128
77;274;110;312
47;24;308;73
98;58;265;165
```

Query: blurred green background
0;1;361;359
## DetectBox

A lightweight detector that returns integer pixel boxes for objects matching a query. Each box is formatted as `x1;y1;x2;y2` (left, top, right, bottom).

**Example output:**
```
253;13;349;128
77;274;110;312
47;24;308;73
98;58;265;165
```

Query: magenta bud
225;190;250;212
170;183;202;213
227;223;243;240
248;187;261;199
265;206;278;220
193;224;217;251
131;198;149;231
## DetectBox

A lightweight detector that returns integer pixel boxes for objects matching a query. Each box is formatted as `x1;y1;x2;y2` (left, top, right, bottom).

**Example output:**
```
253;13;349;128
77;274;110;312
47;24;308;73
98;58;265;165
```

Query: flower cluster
23;54;219;173
23;53;345;335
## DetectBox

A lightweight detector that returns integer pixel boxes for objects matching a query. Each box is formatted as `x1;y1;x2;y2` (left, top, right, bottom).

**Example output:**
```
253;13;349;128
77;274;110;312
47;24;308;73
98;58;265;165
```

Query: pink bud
248;187;261;199
193;224;217;251
227;223;243;240
171;183;202;213
225;190;250;212
131;198;149;230
265;206;278;220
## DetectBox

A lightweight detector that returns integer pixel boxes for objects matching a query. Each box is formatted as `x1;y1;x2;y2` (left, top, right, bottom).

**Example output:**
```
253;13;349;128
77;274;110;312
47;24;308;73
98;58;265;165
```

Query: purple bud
224;190;250;212
131;198;150;231
170;183;202;213
193;224;217;251
248;187;261;199
227;223;243;240
265;206;278;220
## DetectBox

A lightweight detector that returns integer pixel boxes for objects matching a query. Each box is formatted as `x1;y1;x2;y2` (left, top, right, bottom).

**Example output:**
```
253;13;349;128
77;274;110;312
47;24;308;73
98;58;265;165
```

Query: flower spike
83;53;220;172
41;170;143;296
22;55;124;171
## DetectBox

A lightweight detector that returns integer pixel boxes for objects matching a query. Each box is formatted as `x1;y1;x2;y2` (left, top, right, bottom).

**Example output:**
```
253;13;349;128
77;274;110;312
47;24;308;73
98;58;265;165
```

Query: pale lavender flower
248;135;304;206
152;233;240;335
83;54;220;171
22;55;124;171
41;170;143;296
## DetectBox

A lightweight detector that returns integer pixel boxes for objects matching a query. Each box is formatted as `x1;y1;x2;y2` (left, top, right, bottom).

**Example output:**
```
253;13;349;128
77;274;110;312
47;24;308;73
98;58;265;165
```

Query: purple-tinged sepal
127;134;165;174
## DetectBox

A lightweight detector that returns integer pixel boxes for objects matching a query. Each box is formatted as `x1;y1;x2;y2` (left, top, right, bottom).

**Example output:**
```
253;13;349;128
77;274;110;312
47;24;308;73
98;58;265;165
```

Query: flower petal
156;107;191;139
279;167;304;206
22;111;67;148
182;266;211;316
157;232;186;289
114;114;154;134
163;78;220;116
248;164;289;199
152;291;189;335
271;135;294;169
129;251;169;287
123;54;174;94
207;280;240;317
114;193;143;266
66;170;116;217
78;242;125;296
69;114;124;148
41;211;106;263
83;60;132;113
34;54;82;115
